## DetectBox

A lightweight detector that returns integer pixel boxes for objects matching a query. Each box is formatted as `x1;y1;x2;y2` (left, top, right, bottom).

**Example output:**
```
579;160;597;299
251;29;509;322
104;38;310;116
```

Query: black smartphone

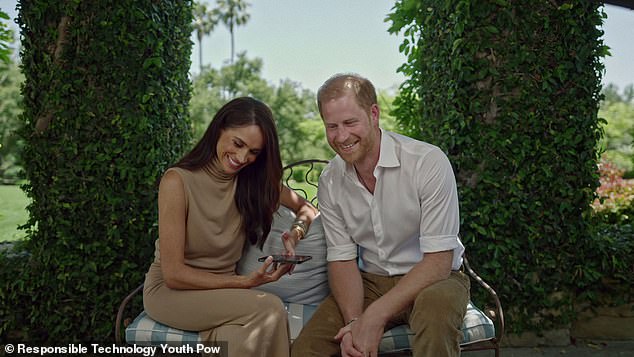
258;255;312;264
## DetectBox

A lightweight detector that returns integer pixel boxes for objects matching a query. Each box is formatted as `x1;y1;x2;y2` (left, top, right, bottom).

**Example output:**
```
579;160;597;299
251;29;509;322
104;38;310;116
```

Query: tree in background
0;10;12;66
388;0;607;333
189;53;332;163
0;11;22;183
193;1;219;73
377;88;401;133
1;0;193;342
602;83;634;104
0;61;23;182
216;0;250;64
598;84;634;174
269;79;323;162
189;52;269;138
602;103;634;170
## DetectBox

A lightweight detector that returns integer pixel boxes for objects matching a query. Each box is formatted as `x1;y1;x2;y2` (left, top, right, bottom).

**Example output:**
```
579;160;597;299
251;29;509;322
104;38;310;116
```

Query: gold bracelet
291;225;305;240
292;219;307;231
291;219;307;240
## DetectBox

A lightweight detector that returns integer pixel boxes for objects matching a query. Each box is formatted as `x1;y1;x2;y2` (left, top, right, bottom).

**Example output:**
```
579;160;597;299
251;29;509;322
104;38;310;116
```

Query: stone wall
502;303;634;347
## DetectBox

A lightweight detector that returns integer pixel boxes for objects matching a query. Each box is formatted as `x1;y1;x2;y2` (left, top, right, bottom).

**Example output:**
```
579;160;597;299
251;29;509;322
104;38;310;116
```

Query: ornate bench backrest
283;159;329;208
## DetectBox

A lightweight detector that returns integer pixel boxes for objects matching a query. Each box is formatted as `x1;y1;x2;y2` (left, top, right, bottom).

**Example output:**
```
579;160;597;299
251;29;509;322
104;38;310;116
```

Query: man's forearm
328;260;365;323
366;250;454;322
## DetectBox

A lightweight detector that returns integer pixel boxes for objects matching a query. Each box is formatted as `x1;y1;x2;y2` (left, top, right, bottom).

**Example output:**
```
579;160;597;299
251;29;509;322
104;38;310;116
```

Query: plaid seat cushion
126;301;494;353
126;303;314;346
378;302;496;352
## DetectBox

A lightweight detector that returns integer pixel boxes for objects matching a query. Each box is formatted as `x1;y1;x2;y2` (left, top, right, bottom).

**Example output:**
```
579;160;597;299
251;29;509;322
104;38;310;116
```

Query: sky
1;1;633;94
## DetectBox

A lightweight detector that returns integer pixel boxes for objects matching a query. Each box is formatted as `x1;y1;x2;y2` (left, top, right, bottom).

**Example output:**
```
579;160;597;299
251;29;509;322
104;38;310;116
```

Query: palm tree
216;0;250;64
193;2;219;73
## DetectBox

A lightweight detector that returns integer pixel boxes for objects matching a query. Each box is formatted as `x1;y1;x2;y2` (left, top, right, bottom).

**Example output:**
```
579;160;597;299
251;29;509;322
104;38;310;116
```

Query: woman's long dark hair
173;97;282;247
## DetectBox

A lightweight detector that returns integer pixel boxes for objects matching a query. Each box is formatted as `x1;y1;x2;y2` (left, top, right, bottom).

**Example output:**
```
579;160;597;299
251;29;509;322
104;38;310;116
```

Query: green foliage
189;53;333;163
0;10;13;66
388;0;607;333
0;12;22;183
377;89;401;133
598;95;634;173
586;222;634;306
602;83;634;104
0;240;30;341
587;161;634;307
0;60;24;183
0;185;29;242
0;0;193;342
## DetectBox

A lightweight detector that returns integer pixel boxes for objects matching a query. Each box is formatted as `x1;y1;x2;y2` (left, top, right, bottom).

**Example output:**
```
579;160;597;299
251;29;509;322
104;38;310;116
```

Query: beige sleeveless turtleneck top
149;162;245;277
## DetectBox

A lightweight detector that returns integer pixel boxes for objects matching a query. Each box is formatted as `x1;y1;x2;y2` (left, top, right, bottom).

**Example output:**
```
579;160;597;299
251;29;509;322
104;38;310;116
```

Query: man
291;74;470;357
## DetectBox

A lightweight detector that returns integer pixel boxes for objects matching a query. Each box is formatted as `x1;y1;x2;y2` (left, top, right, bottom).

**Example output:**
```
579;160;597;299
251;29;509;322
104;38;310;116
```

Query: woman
143;97;317;357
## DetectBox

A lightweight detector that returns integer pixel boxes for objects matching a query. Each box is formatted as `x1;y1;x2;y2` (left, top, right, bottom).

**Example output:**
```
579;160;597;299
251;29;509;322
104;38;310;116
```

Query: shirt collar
377;129;400;169
341;129;400;178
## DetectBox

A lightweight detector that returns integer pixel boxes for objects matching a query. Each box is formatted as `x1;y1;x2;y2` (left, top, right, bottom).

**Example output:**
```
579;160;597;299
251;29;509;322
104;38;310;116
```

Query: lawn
286;180;319;206
0;185;29;242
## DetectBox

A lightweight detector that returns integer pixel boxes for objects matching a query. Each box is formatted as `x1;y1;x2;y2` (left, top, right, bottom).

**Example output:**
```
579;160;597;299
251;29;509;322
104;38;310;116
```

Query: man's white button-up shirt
318;130;464;275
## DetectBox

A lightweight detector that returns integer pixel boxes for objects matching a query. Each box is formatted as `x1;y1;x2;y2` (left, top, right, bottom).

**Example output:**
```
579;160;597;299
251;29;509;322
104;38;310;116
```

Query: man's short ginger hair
317;73;377;118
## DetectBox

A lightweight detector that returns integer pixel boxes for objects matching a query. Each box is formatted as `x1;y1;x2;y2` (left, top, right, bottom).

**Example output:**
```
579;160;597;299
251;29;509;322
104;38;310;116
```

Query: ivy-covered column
388;1;606;332
8;0;192;341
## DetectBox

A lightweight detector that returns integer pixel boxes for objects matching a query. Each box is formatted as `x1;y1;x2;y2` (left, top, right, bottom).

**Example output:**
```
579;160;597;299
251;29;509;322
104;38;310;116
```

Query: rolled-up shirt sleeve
318;171;358;262
416;149;464;269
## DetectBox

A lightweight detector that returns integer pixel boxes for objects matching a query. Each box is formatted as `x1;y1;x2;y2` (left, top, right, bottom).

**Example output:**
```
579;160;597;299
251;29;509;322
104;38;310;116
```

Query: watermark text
3;343;224;356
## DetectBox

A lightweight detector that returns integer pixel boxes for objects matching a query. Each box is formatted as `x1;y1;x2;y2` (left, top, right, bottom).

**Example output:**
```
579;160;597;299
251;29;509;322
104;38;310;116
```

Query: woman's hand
245;256;292;287
279;185;317;249
281;228;303;274
281;229;300;255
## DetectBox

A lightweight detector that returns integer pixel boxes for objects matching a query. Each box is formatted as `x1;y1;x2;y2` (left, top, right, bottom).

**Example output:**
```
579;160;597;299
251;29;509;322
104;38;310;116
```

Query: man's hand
334;313;385;357
334;324;363;357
